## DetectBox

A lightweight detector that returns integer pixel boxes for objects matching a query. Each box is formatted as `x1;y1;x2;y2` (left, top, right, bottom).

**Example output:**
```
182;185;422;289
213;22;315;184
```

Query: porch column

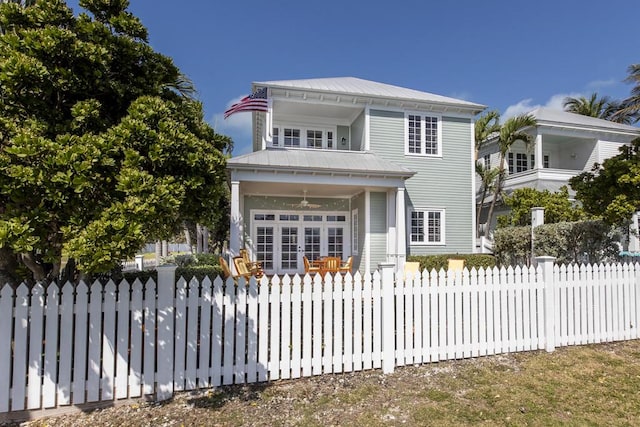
230;180;242;256
534;134;543;170
396;187;406;267
387;190;397;265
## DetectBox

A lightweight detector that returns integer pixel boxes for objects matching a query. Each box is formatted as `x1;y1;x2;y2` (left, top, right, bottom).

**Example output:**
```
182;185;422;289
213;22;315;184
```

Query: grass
27;340;640;426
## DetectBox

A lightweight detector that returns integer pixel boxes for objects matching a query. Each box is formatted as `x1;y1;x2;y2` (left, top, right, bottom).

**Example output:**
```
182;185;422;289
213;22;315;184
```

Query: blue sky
68;1;639;155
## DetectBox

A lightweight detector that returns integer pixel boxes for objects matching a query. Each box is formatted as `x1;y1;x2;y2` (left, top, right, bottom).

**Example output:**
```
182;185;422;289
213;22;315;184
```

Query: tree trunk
21;252;46;282
155;241;161;264
183;224;193;253
196;224;203;254
0;248;20;287
202;226;209;253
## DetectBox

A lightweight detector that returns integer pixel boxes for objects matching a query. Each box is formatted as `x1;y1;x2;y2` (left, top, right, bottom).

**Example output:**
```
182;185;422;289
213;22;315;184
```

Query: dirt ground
6;340;640;426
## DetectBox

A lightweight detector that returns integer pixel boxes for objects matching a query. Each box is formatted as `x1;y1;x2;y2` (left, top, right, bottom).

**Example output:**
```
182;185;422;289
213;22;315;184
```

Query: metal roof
228;148;415;178
254;77;485;111
530;107;640;134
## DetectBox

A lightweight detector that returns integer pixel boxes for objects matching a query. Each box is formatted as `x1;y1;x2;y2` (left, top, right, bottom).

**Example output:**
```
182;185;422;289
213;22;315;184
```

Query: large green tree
0;0;231;284
569;138;640;227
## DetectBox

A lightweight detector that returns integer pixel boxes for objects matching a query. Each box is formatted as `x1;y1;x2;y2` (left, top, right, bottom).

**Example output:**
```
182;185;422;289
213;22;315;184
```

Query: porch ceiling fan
290;190;321;209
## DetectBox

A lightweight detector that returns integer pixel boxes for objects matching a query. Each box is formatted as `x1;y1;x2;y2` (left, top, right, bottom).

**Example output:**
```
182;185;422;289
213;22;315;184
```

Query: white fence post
156;264;177;401
135;255;144;271
536;256;556;352
379;262;395;374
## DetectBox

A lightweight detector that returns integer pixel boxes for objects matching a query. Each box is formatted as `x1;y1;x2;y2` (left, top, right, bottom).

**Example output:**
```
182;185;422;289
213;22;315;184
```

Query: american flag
223;87;269;119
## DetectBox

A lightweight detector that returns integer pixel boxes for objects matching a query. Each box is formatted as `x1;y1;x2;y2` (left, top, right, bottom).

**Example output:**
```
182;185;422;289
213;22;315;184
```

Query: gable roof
530;107;640;134
228;147;415;178
254;77;485;112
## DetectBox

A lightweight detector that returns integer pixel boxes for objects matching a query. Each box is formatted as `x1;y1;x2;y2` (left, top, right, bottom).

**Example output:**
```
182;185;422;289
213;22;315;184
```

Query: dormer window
405;113;442;157
271;124;337;149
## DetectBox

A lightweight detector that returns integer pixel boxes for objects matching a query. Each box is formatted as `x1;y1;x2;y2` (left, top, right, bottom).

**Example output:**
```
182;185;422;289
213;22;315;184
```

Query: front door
251;210;349;275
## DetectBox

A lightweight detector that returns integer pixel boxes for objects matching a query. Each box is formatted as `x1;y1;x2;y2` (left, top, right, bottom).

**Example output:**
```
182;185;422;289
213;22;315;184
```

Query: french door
251;211;349;275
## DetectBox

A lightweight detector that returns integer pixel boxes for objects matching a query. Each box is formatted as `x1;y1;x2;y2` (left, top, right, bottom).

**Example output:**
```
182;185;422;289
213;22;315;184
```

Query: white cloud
210;96;254;155
502;92;583;121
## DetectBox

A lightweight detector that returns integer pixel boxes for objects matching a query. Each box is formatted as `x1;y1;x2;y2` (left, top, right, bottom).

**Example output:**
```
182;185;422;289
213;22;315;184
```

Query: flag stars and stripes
224;87;269;119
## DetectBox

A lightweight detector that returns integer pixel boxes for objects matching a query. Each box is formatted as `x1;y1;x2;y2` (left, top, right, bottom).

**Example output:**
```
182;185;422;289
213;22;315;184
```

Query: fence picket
343;273;354;373
257;276;269;382
185;278;199;390
42;284;60;408
57;283;74;406
27;283;45;410
268;276;281;381
115;281;130;400
372;271;382;369
129;280;143;398
395;277;405;367
174;278;187;391
235;278;248;384
280;276;291;380
323;275;333;374
291;275;302;379
362;272;372;370
352;272;363;372
142;278;156;395
210;277;224;387
198;277;212;388
246;277;258;384
0;285;14;412
223;278;237;385
101;281;117;401
312;274;323;375
12;285;29;411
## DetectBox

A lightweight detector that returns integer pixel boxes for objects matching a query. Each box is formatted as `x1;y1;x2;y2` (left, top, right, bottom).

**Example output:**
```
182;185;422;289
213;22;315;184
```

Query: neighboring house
227;77;485;275
477;107;640;251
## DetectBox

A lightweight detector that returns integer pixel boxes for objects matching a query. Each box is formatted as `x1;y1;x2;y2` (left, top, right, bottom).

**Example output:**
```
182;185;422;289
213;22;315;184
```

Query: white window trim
404;112;443;158
270;122;337;149
409;208;446;246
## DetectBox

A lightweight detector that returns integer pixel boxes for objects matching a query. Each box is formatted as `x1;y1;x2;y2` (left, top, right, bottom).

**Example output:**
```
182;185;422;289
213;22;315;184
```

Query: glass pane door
280;226;299;271
255;226;274;271
327;227;344;259
304;227;321;261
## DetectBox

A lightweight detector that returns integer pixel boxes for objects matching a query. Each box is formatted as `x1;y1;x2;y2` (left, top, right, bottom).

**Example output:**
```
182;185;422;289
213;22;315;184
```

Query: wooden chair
322;257;341;275
338;256;353;275
403;261;421;280
240;248;263;272
233;256;264;280
303;256;321;275
219;257;233;280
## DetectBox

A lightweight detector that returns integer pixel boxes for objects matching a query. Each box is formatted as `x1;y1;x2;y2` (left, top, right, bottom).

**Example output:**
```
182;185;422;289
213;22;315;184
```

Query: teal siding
369;110;474;255
369;192;387;268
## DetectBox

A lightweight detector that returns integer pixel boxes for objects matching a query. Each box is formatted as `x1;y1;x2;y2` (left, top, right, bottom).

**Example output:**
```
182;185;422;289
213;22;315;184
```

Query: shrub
493;226;531;267
406;254;496;272
494;219;620;266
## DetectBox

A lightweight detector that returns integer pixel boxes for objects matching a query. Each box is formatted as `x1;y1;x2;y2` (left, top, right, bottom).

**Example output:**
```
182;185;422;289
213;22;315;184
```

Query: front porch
227;148;415;275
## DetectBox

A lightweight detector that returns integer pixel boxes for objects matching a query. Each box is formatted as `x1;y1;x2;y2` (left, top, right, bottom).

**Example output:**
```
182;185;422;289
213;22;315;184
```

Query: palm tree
612;64;640;124
474;110;501;235
474;110;501;160
562;93;624;121
485;114;538;231
476;163;500;235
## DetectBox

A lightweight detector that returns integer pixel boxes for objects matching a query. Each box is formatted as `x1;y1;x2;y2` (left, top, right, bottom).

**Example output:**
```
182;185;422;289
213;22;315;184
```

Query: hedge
407;254;496;273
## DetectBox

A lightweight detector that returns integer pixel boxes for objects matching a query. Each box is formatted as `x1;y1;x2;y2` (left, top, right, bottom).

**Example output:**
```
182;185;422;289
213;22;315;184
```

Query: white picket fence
1;258;640;416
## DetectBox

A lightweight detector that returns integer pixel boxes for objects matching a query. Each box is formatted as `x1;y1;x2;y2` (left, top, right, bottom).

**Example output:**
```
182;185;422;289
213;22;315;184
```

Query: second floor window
271;125;337;149
406;113;441;156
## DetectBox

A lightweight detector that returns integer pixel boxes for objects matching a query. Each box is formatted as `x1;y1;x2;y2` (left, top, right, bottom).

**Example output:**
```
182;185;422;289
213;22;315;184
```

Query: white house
477;107;640;251
227;77;485;275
